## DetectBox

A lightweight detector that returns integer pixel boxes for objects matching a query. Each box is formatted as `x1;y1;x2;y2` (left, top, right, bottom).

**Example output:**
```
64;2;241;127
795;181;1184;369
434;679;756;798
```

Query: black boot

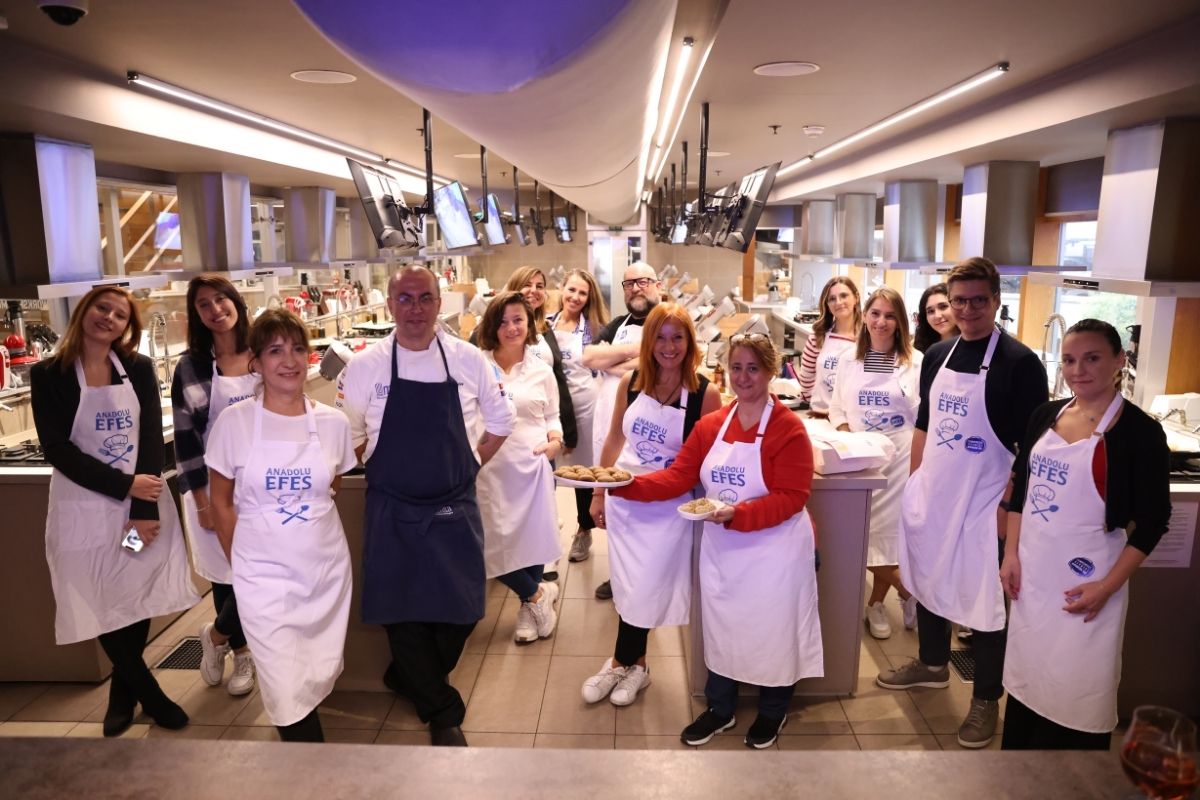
125;668;188;730
102;671;137;738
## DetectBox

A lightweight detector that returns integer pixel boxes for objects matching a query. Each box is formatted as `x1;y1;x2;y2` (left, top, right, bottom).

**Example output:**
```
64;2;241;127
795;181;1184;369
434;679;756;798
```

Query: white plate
677;498;727;521
555;476;634;489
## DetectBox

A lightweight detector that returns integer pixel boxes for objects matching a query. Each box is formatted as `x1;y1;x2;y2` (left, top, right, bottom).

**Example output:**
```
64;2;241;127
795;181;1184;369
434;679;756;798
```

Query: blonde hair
632;303;702;393
51;286;142;371
812;276;862;346
855;287;914;365
504;266;549;333
562;269;610;334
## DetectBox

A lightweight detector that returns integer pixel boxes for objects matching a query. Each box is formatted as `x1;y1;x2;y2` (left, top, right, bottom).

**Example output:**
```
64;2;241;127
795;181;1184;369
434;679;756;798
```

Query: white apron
810;334;856;413
605;387;694;628
231;399;351;726
698;400;823;685
591;317;643;461
1004;393;1128;732
553;322;597;467
45;352;198;645
476;350;562;578
899;331;1011;632
838;357;918;566
181;365;257;583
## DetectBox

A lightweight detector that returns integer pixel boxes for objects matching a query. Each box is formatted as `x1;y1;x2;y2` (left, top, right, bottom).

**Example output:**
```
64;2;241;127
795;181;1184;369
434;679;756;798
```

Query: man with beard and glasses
581;262;661;600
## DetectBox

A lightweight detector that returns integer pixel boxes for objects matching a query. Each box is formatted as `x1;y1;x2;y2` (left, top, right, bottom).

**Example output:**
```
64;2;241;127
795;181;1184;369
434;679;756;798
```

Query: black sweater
1010;398;1172;555
31;352;164;521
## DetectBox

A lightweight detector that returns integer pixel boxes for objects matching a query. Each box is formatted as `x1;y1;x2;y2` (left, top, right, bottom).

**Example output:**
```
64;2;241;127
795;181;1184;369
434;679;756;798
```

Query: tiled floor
0;489;1124;752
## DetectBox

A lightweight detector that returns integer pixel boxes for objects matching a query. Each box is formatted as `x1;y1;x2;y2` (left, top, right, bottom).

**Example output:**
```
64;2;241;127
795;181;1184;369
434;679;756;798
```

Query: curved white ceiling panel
293;0;678;224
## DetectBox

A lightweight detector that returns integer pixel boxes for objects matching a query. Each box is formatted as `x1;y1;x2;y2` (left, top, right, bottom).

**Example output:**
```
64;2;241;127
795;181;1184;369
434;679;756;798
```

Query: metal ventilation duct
347;201;380;260
800;200;836;256
283;187;336;264
0;134;103;288
176;172;254;270
882;180;941;263
1093;119;1200;282
959;161;1039;265
835;193;875;260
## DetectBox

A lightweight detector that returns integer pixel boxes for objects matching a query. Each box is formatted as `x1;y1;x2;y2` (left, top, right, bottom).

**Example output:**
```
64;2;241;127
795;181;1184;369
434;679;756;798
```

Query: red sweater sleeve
612;400;815;533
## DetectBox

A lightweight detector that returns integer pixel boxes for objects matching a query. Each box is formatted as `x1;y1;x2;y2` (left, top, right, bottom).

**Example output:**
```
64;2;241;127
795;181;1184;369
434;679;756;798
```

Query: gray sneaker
569;530;592;562
875;658;950;690
957;698;999;748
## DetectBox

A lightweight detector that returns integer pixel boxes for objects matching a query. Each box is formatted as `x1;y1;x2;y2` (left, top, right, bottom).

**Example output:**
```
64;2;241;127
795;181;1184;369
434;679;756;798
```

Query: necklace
651;375;682;407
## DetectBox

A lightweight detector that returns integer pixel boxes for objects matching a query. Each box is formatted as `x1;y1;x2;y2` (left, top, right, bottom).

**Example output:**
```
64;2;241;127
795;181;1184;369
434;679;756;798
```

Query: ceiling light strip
777;62;1010;178
648;37;715;186
127;71;443;185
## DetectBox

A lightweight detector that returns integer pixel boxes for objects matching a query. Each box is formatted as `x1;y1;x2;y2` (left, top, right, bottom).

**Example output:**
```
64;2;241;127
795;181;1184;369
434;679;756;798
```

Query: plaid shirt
170;351;216;494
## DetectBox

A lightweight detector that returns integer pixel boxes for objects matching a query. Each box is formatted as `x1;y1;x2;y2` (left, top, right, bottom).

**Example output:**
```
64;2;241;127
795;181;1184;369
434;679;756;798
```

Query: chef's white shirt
336;330;516;462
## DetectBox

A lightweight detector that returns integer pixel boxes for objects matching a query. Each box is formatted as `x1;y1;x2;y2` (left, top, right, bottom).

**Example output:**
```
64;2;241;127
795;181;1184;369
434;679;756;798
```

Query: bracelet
197;505;211;512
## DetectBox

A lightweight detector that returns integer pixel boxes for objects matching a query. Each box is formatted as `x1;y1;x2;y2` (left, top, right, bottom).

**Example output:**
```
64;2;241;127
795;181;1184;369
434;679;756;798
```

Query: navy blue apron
361;336;485;625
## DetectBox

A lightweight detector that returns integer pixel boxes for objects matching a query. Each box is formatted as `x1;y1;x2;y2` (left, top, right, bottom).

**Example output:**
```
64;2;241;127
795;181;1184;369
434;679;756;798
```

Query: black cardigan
31;352;164;521
1010;398;1172;555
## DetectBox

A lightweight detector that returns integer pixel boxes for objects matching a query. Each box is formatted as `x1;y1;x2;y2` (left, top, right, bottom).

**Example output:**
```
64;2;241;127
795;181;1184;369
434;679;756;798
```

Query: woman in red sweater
612;334;821;750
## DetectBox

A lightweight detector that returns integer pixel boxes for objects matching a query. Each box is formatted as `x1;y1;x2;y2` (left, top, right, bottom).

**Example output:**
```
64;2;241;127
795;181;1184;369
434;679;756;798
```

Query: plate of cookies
676;497;727;521
553;465;634;488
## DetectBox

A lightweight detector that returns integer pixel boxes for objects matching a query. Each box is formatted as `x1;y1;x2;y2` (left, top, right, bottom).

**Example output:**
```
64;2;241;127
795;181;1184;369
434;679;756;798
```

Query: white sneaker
514;602;538;643
865;602;892;639
901;595;919;630
227;652;255;696
609;664;651;706
581;659;627;703
529;582;559;639
198;622;229;687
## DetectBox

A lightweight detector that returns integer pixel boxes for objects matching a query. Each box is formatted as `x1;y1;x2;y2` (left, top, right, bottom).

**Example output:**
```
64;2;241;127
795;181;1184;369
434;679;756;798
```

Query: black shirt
31;352;164;521
1010;398;1172;555
594;313;646;345
915;331;1048;454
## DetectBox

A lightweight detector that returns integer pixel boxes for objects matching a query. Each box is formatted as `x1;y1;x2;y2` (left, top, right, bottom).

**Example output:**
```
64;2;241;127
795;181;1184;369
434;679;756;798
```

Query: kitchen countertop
0;738;1132;800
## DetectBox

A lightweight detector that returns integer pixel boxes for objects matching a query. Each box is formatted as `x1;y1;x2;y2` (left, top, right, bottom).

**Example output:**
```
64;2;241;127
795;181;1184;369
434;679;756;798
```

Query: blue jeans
497;564;544;602
706;670;795;720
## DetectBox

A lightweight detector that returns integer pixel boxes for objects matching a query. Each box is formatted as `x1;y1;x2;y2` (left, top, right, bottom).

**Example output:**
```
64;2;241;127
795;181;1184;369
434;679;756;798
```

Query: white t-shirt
484;348;562;438
335;330;516;462
206;399;358;490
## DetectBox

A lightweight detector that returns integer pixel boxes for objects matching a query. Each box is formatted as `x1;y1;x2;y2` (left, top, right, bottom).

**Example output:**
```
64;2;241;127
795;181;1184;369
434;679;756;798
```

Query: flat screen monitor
479;194;508;246
717;162;781;253
555;227;572;243
434;181;479;249
512;220;530;246
555;215;569;231
530;208;545;245
696;184;735;247
670;220;687;244
777;227;795;243
346;158;424;251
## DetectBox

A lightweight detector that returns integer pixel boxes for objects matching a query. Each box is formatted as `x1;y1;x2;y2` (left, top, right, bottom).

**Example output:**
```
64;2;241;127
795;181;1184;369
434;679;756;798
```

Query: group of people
32;255;1170;753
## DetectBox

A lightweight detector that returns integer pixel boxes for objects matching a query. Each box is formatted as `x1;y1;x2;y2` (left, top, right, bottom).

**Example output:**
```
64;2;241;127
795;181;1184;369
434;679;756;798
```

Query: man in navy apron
878;257;1047;749
337;267;513;747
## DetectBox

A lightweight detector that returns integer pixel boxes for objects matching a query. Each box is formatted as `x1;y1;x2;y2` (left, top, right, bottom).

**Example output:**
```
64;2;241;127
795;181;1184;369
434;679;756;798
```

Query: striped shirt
863;348;898;374
798;332;856;402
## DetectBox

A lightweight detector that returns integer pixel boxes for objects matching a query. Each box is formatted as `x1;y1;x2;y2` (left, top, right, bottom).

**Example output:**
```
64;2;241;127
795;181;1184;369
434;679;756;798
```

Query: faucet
1042;313;1068;398
1158;408;1189;427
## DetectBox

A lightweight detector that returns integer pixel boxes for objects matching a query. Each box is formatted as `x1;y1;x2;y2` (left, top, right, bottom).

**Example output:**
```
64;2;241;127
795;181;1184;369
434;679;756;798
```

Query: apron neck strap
392;333;452;382
253;395;318;441
74;350;129;386
716;397;775;441
1061;392;1124;437
944;328;1001;372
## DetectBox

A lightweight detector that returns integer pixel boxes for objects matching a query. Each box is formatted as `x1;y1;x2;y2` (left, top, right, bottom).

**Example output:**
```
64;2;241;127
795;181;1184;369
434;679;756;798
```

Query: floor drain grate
949;649;975;683
155;637;203;670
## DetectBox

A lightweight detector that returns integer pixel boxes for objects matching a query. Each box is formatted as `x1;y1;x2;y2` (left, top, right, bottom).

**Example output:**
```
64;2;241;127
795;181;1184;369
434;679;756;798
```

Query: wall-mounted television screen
717;162;781;253
346;158;424;251
434;181;480;249
480;194;508;246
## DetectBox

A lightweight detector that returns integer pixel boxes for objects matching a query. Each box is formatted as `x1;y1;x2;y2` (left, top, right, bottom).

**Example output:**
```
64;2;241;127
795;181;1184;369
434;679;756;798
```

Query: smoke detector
802;125;825;138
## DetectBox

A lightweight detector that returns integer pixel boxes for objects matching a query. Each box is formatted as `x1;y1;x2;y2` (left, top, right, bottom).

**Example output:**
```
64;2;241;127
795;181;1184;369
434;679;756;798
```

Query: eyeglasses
621;277;656;289
730;332;769;345
949;294;994;310
392;293;437;308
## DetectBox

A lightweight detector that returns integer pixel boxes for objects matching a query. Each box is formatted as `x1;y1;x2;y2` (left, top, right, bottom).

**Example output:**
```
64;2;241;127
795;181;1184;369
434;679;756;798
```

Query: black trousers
706;671;795;720
613;617;650;667
210;583;247;651
574;488;596;530
1001;694;1111;750
97;619;175;716
277;708;325;743
384;621;476;729
916;603;1007;701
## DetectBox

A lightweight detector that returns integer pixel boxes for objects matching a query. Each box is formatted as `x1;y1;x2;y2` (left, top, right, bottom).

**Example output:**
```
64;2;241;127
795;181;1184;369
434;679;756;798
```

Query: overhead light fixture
777;62;1010;178
753;61;820;77
290;69;357;84
453;152;482;159
644;36;699;182
127;71;442;184
707;150;731;157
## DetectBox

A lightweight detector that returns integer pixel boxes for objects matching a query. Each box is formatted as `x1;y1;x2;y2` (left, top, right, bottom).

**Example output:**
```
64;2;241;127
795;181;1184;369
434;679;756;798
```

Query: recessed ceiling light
454;152;482;159
753;61;820;77
290;70;357;84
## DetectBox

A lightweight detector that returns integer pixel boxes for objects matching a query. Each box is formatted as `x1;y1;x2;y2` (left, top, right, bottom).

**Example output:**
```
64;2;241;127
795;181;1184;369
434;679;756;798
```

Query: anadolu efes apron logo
935;418;962;449
862;409;904;432
965;436;987;453
718;488;739;504
1068;556;1095;577
1029;484;1060;521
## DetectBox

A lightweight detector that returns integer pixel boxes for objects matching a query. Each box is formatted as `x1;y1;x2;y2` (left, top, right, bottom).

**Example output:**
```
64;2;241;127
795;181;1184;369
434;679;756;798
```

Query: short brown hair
248;309;310;367
947;256;1000;296
476;291;538;351
727;334;780;375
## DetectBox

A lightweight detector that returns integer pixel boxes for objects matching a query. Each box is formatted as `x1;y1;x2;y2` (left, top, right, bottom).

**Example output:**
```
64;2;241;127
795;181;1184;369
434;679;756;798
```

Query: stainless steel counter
0;737;1131;799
